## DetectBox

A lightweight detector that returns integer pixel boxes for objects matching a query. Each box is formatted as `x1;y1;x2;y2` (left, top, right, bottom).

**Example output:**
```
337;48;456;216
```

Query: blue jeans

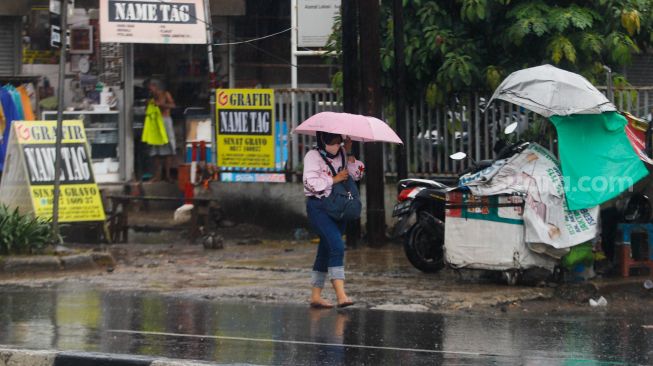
306;197;346;288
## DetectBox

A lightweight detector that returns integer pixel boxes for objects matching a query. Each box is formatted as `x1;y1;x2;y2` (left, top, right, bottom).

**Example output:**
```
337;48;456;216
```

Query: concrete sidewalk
0;347;217;366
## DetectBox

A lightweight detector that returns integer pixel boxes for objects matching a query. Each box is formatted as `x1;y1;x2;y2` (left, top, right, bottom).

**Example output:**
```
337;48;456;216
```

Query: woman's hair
147;79;166;91
316;131;342;150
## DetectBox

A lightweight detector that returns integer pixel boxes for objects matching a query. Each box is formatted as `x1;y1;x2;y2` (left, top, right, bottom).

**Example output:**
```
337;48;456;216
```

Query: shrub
0;205;52;255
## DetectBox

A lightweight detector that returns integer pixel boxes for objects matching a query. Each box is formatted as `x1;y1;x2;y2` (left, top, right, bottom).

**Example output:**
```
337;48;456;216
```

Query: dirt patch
7;224;653;316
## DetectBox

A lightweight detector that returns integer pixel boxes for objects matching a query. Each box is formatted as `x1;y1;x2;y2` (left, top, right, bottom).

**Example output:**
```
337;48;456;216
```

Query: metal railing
275;89;341;176
278;87;653;178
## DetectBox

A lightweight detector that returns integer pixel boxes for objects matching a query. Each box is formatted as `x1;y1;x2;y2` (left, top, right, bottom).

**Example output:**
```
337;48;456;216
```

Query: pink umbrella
293;112;403;144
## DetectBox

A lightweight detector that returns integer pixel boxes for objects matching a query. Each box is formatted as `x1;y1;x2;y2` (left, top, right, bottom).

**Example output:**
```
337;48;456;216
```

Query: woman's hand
333;169;349;184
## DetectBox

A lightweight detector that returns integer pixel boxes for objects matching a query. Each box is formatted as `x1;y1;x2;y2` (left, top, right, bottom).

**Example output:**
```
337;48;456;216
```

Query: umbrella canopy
488;64;616;117
293;112;403;144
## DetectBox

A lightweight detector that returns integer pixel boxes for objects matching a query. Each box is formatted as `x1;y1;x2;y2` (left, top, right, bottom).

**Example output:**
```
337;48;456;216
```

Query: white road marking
107;329;484;357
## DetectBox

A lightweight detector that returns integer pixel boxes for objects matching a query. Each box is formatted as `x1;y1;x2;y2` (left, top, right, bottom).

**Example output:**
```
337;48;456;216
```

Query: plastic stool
616;223;653;277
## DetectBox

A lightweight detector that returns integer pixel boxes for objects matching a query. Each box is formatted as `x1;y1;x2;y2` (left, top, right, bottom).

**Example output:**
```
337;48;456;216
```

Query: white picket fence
277;87;653;178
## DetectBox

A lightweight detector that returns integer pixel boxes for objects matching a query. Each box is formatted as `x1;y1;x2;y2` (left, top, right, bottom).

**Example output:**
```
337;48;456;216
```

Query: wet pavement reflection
0;284;651;365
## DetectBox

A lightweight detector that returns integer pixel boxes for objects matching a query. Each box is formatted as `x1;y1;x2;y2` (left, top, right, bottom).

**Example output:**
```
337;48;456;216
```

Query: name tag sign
99;0;208;44
0;121;105;222
216;89;276;169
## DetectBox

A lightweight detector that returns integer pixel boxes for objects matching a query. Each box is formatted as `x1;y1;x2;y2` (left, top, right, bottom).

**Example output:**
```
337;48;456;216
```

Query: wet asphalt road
0;285;651;365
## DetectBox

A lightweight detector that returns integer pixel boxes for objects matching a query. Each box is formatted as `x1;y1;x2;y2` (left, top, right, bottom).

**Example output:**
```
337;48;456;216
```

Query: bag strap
318;148;346;178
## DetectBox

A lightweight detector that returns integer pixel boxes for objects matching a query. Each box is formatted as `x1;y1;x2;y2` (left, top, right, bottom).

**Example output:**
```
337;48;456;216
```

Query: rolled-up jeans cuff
328;266;345;280
311;271;327;288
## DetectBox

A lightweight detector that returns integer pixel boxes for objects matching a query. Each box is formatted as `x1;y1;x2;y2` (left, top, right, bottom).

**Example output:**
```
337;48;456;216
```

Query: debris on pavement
589;296;608;307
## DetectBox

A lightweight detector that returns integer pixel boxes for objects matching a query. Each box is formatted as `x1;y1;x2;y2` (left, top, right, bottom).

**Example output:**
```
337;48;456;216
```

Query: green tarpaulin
549;112;649;210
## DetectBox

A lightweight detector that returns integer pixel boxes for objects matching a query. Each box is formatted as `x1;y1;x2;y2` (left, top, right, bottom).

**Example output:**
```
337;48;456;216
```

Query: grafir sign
100;0;207;44
216;89;275;169
0;121;105;222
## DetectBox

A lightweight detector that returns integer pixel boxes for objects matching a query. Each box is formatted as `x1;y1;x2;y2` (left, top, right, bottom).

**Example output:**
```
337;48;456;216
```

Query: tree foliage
328;0;653;105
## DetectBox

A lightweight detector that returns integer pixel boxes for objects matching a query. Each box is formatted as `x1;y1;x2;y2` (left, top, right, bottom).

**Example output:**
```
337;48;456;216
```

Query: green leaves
327;0;653;102
506;2;551;45
425;82;444;107
437;52;479;89
547;35;577;64
0;205;51;255
485;66;503;90
606;31;640;64
548;6;596;32
580;33;603;55
461;0;487;22
507;16;549;45
416;2;444;25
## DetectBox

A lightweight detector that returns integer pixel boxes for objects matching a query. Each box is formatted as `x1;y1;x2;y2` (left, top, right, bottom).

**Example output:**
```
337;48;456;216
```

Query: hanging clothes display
0;82;38;171
17;85;35;121
0;102;5;139
0;86;20;172
3;85;24;121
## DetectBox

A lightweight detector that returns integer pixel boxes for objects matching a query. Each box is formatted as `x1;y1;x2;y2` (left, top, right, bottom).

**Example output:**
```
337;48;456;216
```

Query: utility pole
52;0;69;240
342;0;360;248
204;0;216;163
393;0;407;180
359;0;385;246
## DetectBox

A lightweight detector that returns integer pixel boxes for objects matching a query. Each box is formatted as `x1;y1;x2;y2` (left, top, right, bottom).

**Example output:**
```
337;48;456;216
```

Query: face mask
325;144;340;155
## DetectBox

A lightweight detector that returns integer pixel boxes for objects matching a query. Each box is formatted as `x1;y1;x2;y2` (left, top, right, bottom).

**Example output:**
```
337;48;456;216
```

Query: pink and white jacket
303;149;365;198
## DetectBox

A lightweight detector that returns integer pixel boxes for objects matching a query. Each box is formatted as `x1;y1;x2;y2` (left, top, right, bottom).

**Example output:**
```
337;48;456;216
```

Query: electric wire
146;0;335;77
212;27;292;46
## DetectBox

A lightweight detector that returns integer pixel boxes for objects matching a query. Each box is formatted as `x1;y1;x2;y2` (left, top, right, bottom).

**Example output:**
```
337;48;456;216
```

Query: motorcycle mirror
449;152;467;160
504;122;518;135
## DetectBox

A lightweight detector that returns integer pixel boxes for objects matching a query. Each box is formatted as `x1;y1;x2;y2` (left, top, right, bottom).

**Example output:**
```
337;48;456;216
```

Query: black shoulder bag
319;150;362;221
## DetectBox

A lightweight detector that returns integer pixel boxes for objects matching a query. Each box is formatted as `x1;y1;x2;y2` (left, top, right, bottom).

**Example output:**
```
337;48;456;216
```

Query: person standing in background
146;79;176;182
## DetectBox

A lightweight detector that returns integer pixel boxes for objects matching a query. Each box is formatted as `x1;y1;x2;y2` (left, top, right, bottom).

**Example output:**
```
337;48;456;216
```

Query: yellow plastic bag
141;100;168;145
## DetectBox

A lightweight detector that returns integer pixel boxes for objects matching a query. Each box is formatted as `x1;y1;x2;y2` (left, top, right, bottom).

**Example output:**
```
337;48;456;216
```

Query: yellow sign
216;89;275;169
0;121;105;222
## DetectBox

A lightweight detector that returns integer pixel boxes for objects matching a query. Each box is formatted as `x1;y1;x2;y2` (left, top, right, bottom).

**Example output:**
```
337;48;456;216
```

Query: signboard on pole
99;0;208;44
50;0;74;15
50;0;73;48
216;89;275;169
0;121;105;222
297;0;340;47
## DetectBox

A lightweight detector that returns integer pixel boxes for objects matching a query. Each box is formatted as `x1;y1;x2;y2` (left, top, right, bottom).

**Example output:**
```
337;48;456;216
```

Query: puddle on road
0;284;651;365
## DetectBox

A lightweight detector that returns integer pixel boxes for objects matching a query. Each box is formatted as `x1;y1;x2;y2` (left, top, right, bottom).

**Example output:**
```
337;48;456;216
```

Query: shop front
6;0;335;187
14;0;233;184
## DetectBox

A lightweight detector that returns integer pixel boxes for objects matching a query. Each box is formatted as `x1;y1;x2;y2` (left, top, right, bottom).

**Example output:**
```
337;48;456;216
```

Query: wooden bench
106;194;219;243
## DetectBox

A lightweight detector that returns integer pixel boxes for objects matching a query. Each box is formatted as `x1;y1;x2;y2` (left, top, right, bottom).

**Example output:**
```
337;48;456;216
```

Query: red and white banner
99;0;207;44
624;113;653;165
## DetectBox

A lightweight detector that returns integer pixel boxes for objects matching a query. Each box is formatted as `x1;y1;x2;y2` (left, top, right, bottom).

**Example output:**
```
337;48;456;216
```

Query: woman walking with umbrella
303;132;363;308
296;112;403;309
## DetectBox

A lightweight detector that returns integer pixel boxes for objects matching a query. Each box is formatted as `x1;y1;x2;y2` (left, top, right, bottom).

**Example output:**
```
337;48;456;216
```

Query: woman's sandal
310;301;334;309
337;301;354;308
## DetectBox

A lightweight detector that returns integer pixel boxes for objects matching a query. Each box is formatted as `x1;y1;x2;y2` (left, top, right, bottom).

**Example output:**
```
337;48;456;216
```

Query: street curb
0;252;115;274
0;348;218;366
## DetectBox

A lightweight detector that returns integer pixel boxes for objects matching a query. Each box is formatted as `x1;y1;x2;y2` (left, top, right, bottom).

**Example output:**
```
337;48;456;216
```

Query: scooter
392;123;534;277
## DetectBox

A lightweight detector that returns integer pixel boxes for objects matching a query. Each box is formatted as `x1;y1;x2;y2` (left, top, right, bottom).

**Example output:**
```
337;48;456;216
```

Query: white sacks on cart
461;143;599;249
444;192;558;270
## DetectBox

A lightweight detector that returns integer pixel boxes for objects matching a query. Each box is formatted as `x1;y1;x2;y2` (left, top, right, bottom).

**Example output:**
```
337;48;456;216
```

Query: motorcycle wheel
404;219;445;273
